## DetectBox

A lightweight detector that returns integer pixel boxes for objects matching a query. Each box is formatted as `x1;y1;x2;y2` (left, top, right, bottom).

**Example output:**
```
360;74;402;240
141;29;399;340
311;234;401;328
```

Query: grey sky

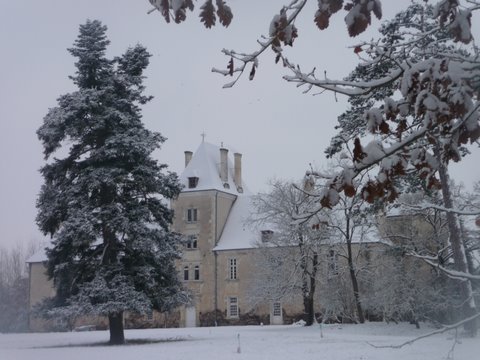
1;1;479;250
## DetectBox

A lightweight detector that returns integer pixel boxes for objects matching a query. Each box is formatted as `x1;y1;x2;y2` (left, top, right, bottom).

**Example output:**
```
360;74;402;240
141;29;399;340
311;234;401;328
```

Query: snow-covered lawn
1;322;478;360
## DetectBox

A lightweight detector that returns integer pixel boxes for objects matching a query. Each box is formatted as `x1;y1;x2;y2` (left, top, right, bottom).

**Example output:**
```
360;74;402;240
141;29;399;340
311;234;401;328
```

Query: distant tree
321;188;372;323
36;20;187;344
299;165;377;324
247;179;327;326
0;241;42;332
370;194;453;326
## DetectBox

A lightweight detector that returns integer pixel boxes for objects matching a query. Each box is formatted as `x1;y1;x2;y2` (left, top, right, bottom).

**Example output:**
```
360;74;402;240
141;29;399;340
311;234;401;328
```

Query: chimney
184;151;193;167
220;147;228;184
234;152;243;192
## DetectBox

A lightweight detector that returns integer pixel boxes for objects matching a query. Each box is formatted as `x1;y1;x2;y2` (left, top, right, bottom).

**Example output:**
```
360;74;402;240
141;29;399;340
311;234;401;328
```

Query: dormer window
188;177;199;189
261;230;274;243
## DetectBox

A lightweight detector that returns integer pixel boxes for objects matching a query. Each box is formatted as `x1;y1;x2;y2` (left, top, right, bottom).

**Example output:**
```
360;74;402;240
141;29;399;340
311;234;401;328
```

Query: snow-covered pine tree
36;20;187;344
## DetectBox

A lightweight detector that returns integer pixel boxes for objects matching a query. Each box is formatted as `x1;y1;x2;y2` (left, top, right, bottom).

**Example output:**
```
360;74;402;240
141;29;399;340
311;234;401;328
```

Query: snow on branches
287;1;480;208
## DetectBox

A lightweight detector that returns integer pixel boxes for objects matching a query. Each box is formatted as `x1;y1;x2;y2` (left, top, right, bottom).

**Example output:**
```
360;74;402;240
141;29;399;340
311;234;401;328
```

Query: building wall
171;188;303;327
28;262;55;310
28;262;55;332
172;189;237;326
28;262;110;332
215;248;304;326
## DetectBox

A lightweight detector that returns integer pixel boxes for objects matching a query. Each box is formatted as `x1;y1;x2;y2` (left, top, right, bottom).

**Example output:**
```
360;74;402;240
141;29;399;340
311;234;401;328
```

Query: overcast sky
1;1;479;250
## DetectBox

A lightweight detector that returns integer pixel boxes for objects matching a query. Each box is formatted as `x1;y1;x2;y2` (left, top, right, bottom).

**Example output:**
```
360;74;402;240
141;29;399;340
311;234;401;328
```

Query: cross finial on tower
201;132;206;142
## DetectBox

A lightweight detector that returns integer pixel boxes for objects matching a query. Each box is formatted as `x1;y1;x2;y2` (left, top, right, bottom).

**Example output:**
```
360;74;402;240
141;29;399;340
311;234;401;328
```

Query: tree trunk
299;234;317;326
303;295;315;326
347;239;365;323
303;251;319;326
108;312;125;345
436;147;477;336
345;214;365;324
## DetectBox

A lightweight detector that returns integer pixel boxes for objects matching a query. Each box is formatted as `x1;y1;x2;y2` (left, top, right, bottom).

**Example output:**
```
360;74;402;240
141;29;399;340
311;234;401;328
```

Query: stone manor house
28;141;300;330
27;141;439;331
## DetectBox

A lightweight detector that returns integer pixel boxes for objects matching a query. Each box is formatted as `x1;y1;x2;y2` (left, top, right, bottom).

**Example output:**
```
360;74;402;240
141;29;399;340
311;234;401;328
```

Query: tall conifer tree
36;20;186;344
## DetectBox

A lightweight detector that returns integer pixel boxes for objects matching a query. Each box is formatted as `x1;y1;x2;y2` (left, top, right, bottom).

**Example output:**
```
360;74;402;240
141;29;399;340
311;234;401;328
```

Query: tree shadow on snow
32;336;188;348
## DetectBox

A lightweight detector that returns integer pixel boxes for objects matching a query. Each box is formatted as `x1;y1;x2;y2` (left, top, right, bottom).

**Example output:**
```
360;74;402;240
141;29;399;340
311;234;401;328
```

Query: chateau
27;142;446;331
173;141;295;326
27;141;304;330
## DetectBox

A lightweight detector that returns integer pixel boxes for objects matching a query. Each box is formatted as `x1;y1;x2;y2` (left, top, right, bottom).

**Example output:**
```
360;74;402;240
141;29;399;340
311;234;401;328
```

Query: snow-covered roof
179;142;247;195
214;195;259;251
26;248;48;263
180;142;258;250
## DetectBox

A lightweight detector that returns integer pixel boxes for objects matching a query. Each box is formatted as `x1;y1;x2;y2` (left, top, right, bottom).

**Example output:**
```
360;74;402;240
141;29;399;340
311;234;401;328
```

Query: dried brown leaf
160;0;170;23
353;138;366;162
320;195;332;209
353;46;363;54
344;184;356;197
379;120;389;134
174;8;187;24
200;0;216;28
185;0;194;11
216;0;233;27
329;0;344;13
347;11;370;37
450;10;472;43
314;10;330;30
344;2;353;11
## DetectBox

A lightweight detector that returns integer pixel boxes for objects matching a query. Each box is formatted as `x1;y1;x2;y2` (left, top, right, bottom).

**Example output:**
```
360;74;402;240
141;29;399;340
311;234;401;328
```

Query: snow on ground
1;322;478;360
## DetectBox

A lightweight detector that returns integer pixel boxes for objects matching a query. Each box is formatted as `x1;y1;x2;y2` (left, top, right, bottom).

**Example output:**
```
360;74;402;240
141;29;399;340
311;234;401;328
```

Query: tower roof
179;142;248;195
179;142;259;250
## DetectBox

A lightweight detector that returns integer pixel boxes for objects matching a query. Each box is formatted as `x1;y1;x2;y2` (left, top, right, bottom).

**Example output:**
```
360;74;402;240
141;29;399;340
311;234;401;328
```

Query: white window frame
146;309;154;321
229;258;237;280
272;301;282;317
186;208;198;223
228;297;239;318
327;249;338;277
194;265;200;280
183;265;189;281
186;234;198;249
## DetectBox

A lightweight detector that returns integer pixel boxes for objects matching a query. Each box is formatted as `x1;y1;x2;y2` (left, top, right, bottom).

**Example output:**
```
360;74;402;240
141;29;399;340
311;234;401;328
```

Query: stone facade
171;142;304;326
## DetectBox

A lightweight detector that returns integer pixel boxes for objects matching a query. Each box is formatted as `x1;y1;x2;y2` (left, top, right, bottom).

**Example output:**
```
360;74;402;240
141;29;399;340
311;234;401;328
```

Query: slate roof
179;142;246;195
180;142;258;251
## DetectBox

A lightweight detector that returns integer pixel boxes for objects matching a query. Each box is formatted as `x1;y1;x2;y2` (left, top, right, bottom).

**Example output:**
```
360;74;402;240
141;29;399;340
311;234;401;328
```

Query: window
188;177;199;188
229;258;237;280
54;317;66;329
183;266;189;281
272;302;282;317
228;297;239;318
186;208;198;222
194;265;200;280
146;309;153;321
186;234;198;249
327;249;338;277
261;230;274;243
